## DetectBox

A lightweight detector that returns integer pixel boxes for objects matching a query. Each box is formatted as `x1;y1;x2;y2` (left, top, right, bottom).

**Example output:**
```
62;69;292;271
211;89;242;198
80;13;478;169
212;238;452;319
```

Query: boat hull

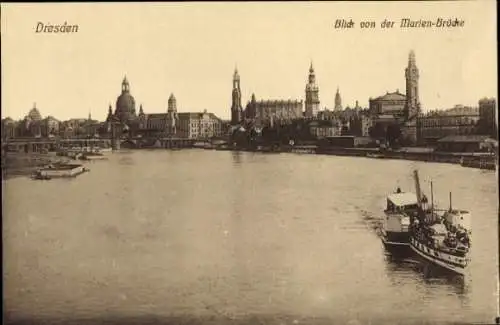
410;237;469;276
381;232;412;256
384;231;409;244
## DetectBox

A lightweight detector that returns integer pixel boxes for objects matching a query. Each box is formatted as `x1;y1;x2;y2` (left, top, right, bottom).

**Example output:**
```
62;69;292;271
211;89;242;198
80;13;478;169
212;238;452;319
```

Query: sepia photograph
1;1;498;325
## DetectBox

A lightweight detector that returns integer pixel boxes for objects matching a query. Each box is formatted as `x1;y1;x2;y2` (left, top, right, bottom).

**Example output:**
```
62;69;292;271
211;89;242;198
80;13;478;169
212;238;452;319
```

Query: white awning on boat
430;223;448;235
387;192;418;207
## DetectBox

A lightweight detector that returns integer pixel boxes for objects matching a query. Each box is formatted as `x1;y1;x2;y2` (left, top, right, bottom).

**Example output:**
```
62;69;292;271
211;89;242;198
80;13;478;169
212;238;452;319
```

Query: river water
3;150;498;324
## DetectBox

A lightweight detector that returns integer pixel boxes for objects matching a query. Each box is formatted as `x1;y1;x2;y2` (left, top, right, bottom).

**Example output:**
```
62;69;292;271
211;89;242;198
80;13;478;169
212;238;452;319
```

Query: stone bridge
120;137;198;149
2;138;111;153
2;136;209;153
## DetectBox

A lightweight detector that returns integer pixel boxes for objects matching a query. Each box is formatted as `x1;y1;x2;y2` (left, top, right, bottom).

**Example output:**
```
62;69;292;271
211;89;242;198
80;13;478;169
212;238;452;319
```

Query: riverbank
212;145;497;170
1;152;72;180
317;147;496;168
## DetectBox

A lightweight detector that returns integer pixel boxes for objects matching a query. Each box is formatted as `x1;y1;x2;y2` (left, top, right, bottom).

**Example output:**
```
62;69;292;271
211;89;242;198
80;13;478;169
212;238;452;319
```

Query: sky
1;1;497;121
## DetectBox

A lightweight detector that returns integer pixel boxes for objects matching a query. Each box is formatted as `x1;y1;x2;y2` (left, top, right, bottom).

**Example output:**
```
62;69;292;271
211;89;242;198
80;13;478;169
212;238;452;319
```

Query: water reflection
117;155;135;165
363;206;470;297
3;150;497;324
231;151;242;165
384;253;468;293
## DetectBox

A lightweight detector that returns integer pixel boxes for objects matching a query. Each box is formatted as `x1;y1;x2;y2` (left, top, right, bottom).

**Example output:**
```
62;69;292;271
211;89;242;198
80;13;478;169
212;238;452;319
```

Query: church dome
27;104;42;121
115;76;136;121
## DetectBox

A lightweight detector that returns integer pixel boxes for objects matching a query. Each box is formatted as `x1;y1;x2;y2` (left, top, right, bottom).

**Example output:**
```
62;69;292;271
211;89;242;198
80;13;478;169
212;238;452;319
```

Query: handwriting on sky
334;18;465;30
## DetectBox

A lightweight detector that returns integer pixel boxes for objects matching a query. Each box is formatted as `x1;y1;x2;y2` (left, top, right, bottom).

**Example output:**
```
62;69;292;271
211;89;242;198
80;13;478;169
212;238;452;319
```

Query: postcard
1;2;498;325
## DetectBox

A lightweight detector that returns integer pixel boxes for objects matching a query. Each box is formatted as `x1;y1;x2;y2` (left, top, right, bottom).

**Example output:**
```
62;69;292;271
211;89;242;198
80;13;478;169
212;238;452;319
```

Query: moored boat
31;170;52;180
79;152;108;161
367;153;384;159
96;147;112;153
409;170;471;276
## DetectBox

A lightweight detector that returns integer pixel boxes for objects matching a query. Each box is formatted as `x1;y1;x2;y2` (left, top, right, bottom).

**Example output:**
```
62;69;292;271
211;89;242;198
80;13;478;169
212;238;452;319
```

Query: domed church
103;75;225;140
113;76;137;123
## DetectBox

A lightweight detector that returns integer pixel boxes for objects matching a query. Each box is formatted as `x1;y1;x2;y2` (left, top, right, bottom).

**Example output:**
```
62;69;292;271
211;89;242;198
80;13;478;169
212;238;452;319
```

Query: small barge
79;153;108;161
33;163;87;178
31;171;52;180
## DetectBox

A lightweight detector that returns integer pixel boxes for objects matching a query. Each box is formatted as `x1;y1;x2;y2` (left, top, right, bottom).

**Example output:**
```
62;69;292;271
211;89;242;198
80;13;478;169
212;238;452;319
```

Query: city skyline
1;2;497;121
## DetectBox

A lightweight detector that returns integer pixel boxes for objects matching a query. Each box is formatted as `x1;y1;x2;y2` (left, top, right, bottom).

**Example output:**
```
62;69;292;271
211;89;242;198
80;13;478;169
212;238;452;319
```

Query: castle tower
305;62;320;118
244;93;258;120
167;93;178;136
168;93;177;113
334;87;342;111
137;104;147;130
231;67;243;125
405;50;420;120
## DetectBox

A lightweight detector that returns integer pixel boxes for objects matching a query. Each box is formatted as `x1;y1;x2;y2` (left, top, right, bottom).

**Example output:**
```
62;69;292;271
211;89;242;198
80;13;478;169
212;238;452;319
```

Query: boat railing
436;243;468;257
412;220;470;253
412;230;468;257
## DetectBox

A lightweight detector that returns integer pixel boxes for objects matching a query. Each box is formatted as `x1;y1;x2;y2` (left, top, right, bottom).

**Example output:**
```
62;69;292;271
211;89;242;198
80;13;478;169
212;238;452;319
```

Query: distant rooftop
372;91;406;102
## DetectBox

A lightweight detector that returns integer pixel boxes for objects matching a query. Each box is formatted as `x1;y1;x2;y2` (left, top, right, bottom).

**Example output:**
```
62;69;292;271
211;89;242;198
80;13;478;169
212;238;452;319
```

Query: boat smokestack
413;170;423;207
430;181;434;222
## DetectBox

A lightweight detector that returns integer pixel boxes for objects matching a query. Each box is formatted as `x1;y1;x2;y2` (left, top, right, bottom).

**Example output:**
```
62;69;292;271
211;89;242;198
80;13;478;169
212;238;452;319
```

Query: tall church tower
305;62;320;118
168;93;177;113
166;93;178;136
231;67;243;125
334;87;342;111
405;50;421;120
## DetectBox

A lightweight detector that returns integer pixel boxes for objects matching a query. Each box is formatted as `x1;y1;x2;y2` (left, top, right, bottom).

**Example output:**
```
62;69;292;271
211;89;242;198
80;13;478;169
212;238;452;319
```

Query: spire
231;65;242;125
232;66;241;92
409;50;416;64
122;75;130;92
139;104;144;115
233;66;240;81
335;87;342;111
308;62;316;84
88;110;92;121
106;103;113;122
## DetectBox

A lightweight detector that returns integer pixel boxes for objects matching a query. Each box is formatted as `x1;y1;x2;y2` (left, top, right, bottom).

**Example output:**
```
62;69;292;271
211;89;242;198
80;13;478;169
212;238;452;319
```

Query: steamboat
409;170;471;276
380;187;419;255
